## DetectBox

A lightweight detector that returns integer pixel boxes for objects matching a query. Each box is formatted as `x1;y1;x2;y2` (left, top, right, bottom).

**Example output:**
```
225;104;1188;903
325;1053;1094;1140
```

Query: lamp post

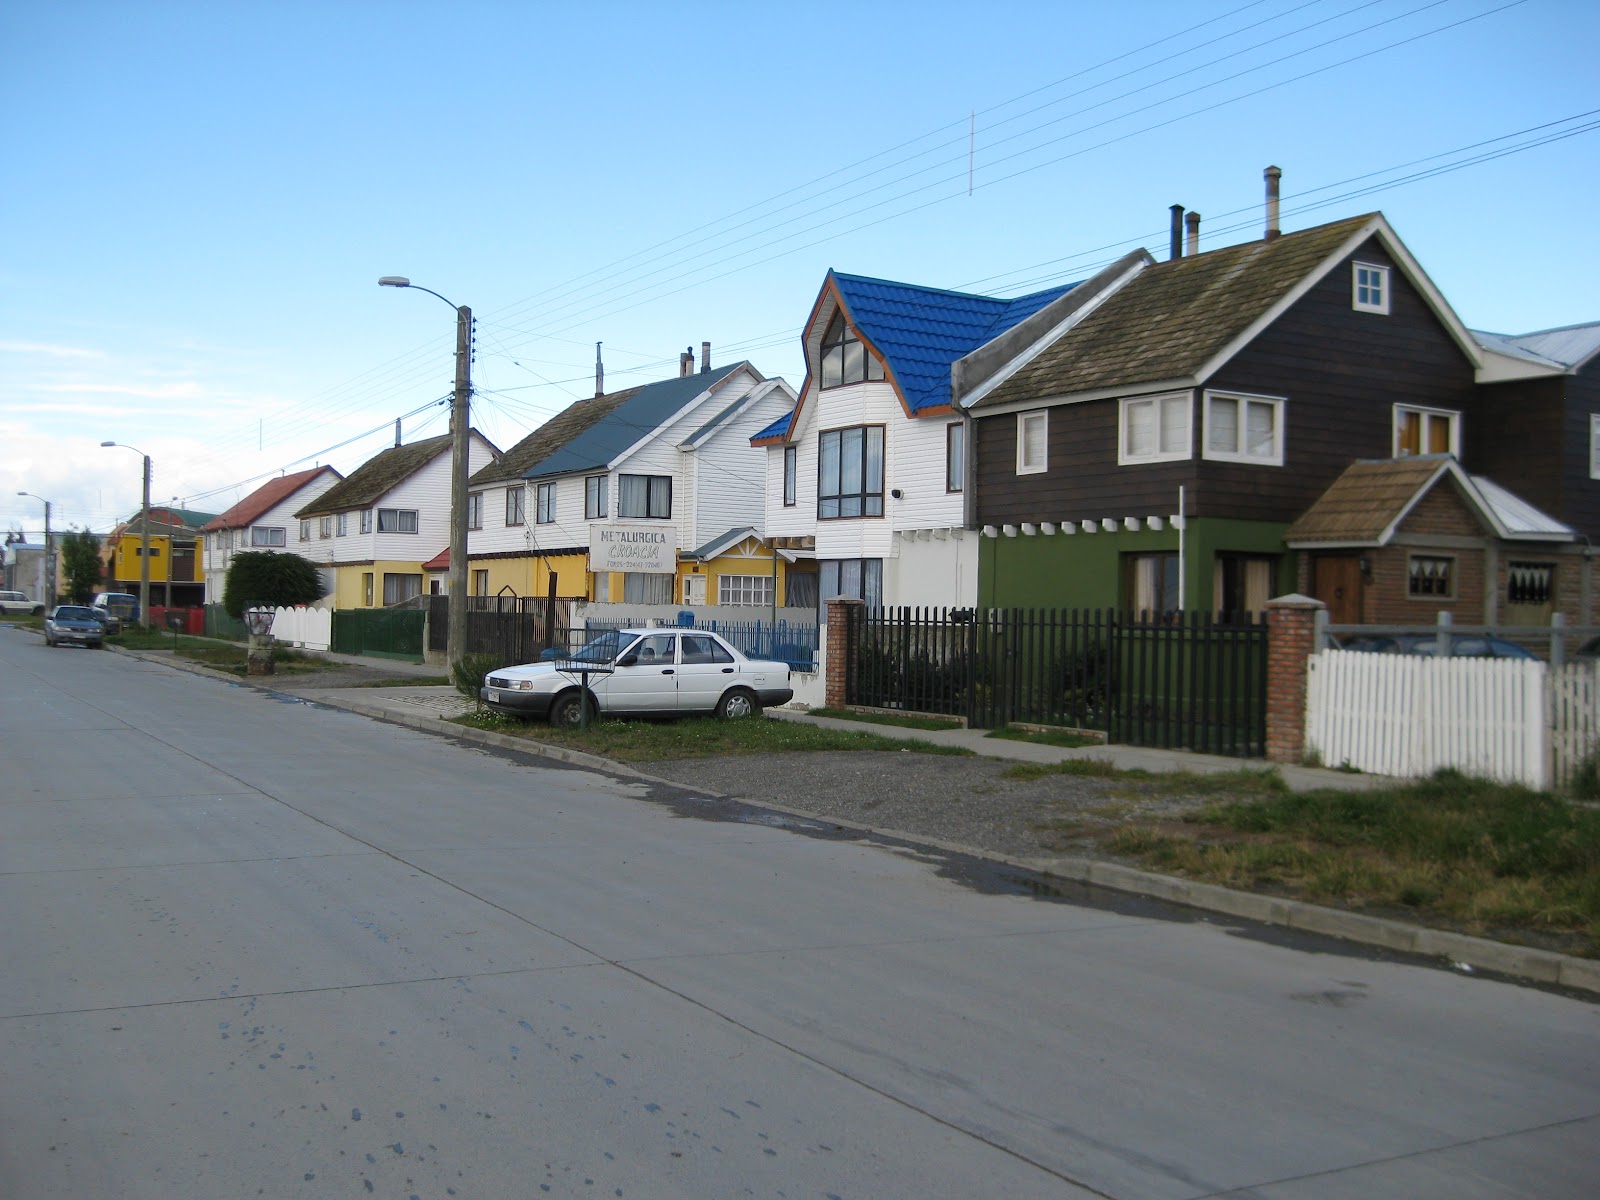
100;441;152;629
15;491;53;608
379;276;472;672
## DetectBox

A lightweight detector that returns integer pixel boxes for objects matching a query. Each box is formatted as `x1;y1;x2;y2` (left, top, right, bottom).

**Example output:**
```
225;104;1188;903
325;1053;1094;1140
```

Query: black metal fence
846;606;1267;757
427;595;572;664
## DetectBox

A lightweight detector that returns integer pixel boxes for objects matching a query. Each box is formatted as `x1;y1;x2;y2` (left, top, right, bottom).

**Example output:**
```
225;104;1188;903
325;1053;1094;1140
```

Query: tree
223;551;326;619
60;528;105;603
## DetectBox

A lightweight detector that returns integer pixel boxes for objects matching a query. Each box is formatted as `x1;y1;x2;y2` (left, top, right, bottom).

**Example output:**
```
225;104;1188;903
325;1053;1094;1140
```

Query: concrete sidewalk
310;674;1382;792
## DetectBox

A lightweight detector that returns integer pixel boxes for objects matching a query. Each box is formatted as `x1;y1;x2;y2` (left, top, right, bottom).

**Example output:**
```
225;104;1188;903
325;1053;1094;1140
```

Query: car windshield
55;607;97;620
567;630;636;665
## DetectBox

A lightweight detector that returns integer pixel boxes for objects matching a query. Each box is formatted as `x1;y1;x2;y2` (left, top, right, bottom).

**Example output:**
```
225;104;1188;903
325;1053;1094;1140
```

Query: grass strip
806;707;964;731
449;710;973;761
986;725;1102;749
1106;769;1600;956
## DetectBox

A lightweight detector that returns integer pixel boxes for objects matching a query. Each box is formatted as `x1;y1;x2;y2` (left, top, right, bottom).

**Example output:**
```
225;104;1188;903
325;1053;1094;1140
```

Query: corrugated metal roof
202;467;340;531
1472;474;1574;538
831;273;1076;413
751;410;792;442
503;362;748;481
1478;321;1600;370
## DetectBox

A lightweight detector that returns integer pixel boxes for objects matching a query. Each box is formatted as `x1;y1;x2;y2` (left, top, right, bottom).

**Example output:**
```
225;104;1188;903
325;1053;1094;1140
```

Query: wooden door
1312;556;1364;625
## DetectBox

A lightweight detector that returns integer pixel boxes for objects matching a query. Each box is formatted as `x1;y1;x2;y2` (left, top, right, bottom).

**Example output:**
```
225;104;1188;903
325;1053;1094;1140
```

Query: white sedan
0;590;43;616
481;627;793;725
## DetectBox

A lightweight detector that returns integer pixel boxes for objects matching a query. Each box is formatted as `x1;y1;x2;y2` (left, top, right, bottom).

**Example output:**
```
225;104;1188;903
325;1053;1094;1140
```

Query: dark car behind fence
846;606;1267;757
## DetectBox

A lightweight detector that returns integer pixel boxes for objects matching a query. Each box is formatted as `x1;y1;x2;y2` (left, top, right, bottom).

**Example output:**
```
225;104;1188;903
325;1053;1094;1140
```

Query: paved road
2;626;1597;1199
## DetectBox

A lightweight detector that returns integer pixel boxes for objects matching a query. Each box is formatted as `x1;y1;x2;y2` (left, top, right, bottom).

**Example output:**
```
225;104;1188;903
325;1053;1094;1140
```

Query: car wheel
716;688;760;720
548;690;594;728
44;634;54;646
32;605;43;616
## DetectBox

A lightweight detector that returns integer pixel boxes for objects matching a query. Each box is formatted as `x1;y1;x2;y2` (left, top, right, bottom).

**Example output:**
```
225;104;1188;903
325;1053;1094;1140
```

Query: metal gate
845;606;1267;756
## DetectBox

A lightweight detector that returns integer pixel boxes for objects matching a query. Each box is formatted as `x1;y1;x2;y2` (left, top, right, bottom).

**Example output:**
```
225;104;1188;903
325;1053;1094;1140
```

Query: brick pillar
824;598;863;709
1264;594;1325;765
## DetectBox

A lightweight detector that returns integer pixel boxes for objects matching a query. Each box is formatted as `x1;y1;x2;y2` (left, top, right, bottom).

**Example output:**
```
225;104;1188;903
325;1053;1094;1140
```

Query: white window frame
1590;415;1600;480
299;520;311;542
1016;411;1047;475
1202;390;1285;466
1393;404;1460;458
505;487;526;527
718;574;776;607
377;508;419;534
467;492;483;530
1119;391;1192;465
1353;262;1390;315
360;510;373;534
782;446;797;507
250;525;286;547
536;482;556;524
319;516;333;539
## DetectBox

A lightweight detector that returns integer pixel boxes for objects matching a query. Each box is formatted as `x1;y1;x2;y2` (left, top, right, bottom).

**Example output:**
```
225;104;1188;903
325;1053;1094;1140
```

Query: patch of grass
341;676;453;688
1100;769;1600;955
806;707;964;732
448;711;974;762
109;629;239;652
986;725;1102;749
1003;758;1122;781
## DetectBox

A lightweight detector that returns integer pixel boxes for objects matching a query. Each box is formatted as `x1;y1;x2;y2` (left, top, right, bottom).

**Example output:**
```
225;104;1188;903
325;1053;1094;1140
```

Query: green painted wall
980;518;1295;611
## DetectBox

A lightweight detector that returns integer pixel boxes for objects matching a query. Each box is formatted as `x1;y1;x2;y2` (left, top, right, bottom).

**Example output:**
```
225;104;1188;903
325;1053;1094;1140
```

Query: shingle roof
297;433;454;516
830;273;1075;413
202;467;339;532
1283;456;1450;544
1284;456;1573;545
475;362;748;484
971;214;1376;409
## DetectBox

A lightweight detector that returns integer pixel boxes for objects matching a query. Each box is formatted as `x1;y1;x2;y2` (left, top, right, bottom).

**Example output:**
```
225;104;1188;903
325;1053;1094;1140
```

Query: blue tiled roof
523;362;746;479
751;410;792;441
830;272;1077;413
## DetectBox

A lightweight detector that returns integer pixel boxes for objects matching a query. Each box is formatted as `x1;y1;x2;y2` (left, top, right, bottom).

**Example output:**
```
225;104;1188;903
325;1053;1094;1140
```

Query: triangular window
819;310;885;389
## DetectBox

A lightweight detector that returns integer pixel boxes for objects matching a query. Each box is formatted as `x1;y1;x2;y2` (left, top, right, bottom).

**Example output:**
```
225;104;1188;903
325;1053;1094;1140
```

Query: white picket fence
1305;650;1600;789
259;605;332;652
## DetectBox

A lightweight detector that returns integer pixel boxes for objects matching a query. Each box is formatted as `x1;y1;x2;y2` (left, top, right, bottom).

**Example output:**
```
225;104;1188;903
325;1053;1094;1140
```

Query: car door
674;633;739;713
597;633;679;714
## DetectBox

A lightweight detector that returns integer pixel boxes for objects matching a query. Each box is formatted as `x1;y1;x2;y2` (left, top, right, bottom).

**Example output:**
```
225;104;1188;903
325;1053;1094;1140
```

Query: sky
3;0;1597;540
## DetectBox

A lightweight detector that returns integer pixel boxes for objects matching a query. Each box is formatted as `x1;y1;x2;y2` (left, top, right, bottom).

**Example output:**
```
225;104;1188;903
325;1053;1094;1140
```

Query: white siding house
200;466;343;603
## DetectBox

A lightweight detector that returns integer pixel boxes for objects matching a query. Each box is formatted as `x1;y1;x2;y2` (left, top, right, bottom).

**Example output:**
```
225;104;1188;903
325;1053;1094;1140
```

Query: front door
683;575;706;606
1312;556;1364;625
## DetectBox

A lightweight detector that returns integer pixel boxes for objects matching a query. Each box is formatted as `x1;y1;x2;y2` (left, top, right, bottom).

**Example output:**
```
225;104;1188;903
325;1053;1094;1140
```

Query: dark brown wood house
952;207;1595;622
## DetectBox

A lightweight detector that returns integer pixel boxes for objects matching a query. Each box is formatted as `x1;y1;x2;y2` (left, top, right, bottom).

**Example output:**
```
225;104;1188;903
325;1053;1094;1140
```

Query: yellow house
106;505;217;607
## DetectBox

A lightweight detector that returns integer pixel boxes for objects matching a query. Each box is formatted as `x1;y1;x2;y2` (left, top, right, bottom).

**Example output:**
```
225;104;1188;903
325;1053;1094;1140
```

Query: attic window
819;311;885;389
1353;262;1390;314
1408;555;1454;598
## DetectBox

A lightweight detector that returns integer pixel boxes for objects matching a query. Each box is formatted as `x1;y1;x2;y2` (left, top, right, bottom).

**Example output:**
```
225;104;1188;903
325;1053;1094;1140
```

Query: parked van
91;591;140;632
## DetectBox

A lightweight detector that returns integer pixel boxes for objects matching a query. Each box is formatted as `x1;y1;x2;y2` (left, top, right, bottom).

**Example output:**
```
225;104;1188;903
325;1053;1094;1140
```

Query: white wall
885;529;979;609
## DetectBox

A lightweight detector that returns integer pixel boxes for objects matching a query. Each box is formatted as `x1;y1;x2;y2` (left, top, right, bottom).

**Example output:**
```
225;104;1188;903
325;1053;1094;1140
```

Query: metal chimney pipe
394;418;402;447
701;340;711;373
1264;165;1282;241
1169;204;1184;260
1185;210;1200;256
679;348;692;377
594;341;604;398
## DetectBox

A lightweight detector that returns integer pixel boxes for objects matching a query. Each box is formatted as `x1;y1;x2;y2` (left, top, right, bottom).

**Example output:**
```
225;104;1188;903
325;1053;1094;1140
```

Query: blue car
44;605;106;648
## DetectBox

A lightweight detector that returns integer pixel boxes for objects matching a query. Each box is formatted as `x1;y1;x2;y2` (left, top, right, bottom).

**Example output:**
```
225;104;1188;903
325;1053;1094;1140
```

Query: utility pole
139;453;151;628
43;500;54;609
449;304;472;674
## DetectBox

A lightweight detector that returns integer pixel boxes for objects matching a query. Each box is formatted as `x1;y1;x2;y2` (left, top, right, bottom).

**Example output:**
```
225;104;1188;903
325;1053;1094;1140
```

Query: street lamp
100;441;152;629
15;491;53;609
379;275;472;671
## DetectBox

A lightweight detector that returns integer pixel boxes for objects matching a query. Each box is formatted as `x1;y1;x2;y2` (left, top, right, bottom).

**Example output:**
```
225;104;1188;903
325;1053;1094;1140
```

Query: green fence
331;608;426;661
204;604;248;642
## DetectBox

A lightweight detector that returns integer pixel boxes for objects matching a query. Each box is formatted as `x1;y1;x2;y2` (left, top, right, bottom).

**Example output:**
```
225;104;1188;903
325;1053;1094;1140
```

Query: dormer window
1353;262;1390;314
819;311;885;389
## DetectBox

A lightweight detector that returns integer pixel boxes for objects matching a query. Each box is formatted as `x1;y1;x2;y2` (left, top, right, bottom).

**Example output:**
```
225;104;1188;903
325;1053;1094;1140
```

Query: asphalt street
2;624;1597;1199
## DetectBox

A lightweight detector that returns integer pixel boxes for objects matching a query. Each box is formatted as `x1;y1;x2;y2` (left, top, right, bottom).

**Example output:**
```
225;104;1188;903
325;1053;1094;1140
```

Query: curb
109;645;1600;997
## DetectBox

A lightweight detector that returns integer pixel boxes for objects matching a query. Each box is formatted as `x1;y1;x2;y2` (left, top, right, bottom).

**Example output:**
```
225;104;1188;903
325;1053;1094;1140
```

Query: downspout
1178;485;1186;611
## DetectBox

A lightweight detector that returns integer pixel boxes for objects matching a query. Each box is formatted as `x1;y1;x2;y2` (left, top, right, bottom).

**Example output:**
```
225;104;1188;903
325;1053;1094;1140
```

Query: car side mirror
616;653;638;667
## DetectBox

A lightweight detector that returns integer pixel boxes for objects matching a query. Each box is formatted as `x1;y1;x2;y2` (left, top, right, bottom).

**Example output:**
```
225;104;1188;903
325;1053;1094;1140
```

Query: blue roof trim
523;362;746;478
830;272;1076;413
751;410;792;441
